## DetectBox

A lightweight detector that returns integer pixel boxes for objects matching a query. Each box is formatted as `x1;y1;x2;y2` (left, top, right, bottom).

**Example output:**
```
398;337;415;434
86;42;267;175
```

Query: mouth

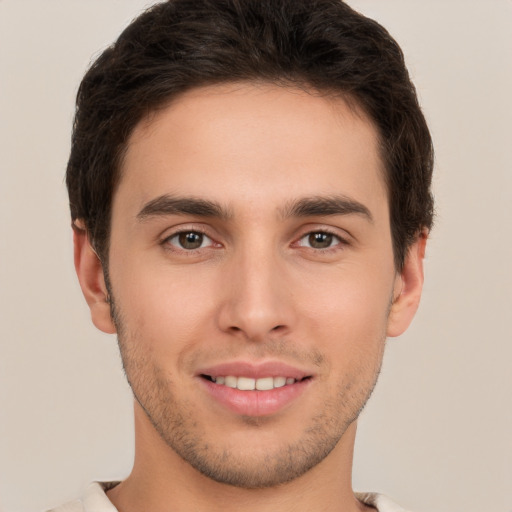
200;374;311;391
197;362;314;417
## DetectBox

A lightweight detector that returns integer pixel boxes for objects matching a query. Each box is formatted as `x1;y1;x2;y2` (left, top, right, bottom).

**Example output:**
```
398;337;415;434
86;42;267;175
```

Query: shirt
48;481;412;512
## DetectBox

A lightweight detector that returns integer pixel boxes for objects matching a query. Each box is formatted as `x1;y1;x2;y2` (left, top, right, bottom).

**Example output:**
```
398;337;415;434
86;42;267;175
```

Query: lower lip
199;377;312;417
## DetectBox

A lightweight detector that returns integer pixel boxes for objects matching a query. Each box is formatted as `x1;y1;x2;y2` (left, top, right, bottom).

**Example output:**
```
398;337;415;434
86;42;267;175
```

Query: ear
387;232;427;338
73;221;116;334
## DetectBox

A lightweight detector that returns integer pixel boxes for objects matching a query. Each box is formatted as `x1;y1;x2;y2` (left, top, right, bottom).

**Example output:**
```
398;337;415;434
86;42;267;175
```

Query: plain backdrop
0;1;511;511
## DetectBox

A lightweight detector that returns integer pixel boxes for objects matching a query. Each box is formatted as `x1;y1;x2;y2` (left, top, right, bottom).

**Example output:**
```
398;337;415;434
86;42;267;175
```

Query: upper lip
196;361;313;380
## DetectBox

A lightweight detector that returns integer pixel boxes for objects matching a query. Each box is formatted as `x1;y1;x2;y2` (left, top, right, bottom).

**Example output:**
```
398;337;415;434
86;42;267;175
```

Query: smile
197;363;313;416
202;375;305;390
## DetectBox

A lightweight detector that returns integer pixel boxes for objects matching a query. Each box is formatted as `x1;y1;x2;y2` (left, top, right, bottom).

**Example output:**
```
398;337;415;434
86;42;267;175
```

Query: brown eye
168;231;211;250
179;232;203;249
297;231;343;250
308;232;334;249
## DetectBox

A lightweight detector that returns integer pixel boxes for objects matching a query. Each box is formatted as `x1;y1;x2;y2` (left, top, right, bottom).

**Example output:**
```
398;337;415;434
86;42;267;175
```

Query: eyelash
161;228;349;254
294;229;348;252
162;229;218;253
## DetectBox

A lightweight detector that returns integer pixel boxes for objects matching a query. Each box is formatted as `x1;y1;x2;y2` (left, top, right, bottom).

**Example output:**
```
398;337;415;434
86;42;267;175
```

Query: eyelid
160;224;222;252
297;224;350;240
292;226;351;251
168;231;214;248
157;223;351;252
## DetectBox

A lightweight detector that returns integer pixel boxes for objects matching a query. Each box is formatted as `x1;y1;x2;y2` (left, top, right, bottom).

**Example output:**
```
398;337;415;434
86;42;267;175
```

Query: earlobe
387;232;427;338
73;221;116;334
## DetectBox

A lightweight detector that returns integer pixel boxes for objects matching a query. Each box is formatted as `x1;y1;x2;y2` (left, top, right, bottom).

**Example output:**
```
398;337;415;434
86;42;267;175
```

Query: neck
107;401;370;512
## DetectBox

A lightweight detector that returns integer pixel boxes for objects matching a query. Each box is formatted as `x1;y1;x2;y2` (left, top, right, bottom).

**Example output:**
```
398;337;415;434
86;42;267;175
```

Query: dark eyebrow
280;195;373;222
136;195;232;221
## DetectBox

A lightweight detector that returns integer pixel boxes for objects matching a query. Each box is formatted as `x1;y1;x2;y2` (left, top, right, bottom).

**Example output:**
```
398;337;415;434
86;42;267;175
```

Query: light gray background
1;1;511;511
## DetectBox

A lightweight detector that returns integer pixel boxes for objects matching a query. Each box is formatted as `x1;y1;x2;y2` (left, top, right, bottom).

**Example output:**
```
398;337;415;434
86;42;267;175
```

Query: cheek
111;260;219;353
301;262;393;325
298;265;393;359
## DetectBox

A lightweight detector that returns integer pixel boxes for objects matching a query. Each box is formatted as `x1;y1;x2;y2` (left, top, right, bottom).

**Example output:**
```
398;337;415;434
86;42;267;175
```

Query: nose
216;247;296;342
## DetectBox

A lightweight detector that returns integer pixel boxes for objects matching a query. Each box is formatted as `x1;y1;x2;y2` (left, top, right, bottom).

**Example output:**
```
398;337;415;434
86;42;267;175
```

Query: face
77;83;424;488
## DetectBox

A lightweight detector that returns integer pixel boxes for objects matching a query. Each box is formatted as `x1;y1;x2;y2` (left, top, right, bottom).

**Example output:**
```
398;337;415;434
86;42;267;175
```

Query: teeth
237;377;256;390
210;375;298;390
224;376;238;388
273;376;286;388
255;377;274;391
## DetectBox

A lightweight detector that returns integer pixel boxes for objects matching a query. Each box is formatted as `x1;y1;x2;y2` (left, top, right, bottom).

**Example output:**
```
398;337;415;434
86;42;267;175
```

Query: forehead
115;82;387;219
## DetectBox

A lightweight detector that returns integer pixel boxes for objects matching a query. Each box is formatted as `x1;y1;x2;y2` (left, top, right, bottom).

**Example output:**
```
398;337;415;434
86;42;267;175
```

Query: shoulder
356;492;413;512
47;482;120;512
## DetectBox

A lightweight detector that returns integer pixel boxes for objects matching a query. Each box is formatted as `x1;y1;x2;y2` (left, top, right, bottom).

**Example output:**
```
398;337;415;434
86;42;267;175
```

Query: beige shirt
48;482;412;512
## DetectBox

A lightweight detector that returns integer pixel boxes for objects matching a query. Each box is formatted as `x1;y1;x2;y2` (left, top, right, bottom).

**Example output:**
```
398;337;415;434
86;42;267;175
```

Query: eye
297;231;343;250
166;231;213;250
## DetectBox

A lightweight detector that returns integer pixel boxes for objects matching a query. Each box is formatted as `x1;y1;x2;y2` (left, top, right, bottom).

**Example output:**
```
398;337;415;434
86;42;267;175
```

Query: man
55;0;434;510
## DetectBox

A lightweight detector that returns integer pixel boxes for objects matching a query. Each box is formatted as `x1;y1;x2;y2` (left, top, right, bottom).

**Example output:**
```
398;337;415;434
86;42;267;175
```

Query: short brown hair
67;0;434;269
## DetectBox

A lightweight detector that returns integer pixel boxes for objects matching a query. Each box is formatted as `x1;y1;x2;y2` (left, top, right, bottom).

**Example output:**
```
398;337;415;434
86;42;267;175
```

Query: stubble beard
108;289;385;489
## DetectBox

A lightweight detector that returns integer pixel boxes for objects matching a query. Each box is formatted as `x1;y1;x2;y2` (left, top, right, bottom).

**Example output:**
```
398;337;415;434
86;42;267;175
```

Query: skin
74;83;426;512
